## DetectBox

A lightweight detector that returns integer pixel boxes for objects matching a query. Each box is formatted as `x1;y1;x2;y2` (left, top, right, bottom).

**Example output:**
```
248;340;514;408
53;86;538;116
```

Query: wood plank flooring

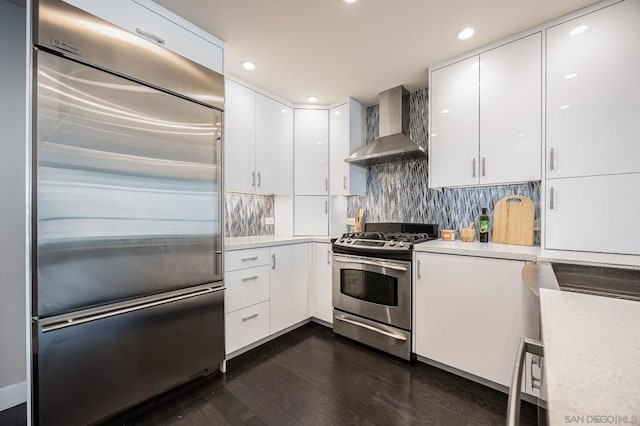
0;323;542;425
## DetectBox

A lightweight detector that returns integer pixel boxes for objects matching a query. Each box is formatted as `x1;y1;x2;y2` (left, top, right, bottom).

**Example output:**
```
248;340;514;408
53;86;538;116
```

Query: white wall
0;0;27;411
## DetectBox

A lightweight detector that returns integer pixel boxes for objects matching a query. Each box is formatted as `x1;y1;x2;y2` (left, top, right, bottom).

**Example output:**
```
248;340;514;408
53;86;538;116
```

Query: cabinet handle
327;250;331;264
257;172;261;187
472;158;476;178
241;275;259;281
417;259;422;279
325;177;328;191
482;157;486;177
241;313;258;322
135;28;165;45
241;256;258;262
271;253;276;270
549;147;555;171
549;187;555;210
343;176;347;189
325;200;328;214
252;171;256;187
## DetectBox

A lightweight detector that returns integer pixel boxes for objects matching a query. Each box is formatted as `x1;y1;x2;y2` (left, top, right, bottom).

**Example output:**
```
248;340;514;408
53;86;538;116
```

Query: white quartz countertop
540;289;640;425
414;239;540;262
225;235;332;251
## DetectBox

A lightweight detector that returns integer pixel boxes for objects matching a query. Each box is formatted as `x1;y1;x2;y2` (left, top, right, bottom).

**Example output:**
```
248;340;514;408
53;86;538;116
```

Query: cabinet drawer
225;266;270;313
225;302;270;354
225;248;270;272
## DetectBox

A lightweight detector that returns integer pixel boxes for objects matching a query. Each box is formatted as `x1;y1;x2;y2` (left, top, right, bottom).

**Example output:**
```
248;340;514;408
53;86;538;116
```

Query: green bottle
479;207;490;243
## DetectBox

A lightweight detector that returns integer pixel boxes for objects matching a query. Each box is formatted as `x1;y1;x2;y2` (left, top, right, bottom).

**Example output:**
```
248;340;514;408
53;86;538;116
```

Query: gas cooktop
332;223;439;260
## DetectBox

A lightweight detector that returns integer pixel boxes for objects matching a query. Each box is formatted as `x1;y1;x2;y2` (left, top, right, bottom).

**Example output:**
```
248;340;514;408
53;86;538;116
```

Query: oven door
332;254;411;330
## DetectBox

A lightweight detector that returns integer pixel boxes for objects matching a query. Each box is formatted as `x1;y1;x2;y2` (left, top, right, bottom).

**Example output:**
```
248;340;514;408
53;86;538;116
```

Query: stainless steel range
332;223;438;360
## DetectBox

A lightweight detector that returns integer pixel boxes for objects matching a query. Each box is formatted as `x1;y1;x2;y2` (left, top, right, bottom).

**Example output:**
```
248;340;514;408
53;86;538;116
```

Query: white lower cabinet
225;244;310;355
313;242;333;324
225;302;270;354
270;244;310;333
225;266;270;313
414;252;539;396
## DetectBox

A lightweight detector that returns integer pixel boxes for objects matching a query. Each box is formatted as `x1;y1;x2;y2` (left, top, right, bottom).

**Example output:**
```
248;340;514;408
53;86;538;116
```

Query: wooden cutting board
492;195;535;246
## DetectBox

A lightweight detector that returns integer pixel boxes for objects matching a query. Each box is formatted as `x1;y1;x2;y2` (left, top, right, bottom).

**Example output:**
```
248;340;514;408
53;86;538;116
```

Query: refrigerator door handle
41;286;225;333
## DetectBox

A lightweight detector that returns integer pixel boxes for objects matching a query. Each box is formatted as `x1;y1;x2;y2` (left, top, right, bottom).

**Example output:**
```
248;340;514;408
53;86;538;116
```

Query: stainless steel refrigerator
31;0;225;424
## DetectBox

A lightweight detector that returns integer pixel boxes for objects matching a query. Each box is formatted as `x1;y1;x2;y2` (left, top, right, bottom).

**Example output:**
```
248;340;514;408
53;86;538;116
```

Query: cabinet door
225;80;256;192
314;243;333;324
429;56;480;188
270;244;309;334
295;109;329;195
329;100;366;196
294;196;328;236
480;33;542;184
415;253;527;388
545;174;640;255
546;0;640;178
62;0;223;73
255;94;293;195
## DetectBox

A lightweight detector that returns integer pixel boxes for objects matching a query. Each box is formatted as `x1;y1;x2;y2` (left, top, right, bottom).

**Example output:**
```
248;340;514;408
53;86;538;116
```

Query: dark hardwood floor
1;323;541;425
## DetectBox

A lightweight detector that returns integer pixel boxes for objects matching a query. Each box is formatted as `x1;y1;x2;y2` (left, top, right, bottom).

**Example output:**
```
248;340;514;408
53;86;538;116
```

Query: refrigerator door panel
35;284;225;426
35;50;223;317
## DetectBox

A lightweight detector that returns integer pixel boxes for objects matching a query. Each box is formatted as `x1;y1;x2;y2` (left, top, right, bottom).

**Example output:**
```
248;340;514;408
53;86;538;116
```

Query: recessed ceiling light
570;25;588;36
440;109;450;114
457;27;475;40
307;96;318;102
280;109;289;113
564;72;579;79
343;0;357;3
560;104;571;110
241;61;256;71
431;133;438;137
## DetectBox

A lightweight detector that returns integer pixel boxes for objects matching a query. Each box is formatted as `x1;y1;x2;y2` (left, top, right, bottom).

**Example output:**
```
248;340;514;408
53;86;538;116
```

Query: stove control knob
347;239;352;243
340;239;345;243
399;242;406;247
389;241;396;247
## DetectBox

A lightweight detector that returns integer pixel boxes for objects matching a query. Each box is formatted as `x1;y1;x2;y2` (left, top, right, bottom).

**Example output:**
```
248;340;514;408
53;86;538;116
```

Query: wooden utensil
353;208;365;233
492;195;535;246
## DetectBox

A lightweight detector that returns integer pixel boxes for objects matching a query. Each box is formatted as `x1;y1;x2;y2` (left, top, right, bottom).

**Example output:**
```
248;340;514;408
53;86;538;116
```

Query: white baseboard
0;381;27;412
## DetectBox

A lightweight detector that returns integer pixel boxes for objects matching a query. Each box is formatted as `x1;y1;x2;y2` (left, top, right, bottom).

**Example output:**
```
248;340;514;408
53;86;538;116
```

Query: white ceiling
155;0;600;106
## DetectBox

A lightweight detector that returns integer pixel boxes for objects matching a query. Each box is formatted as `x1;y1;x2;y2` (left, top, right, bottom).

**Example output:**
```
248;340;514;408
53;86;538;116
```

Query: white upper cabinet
255;94;294;195
295;109;329;195
545;174;640;256
480;33;542;184
546;0;640;179
430;56;480;188
329;100;366;196
225;79;256;193
294;196;329;236
429;33;542;188
62;0;223;73
225;80;294;195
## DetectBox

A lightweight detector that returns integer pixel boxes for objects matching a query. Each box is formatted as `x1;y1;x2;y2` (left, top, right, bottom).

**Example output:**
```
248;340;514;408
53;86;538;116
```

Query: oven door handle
335;315;408;341
333;257;408;272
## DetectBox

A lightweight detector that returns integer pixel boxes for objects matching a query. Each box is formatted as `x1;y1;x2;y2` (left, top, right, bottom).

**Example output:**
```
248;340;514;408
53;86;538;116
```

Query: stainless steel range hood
346;85;426;166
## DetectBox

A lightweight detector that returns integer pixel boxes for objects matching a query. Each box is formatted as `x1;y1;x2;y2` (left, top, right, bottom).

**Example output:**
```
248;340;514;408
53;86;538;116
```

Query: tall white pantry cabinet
544;0;640;256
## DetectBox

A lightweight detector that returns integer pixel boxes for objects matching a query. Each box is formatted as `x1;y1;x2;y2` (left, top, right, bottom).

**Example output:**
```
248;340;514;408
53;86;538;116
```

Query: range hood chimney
346;85;426;166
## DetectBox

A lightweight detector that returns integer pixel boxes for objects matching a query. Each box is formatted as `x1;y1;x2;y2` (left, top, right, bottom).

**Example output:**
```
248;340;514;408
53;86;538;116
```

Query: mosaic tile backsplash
224;192;274;237
347;88;541;239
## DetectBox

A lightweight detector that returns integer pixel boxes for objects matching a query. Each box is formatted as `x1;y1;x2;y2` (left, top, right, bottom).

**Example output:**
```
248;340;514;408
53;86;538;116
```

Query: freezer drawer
34;284;225;426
